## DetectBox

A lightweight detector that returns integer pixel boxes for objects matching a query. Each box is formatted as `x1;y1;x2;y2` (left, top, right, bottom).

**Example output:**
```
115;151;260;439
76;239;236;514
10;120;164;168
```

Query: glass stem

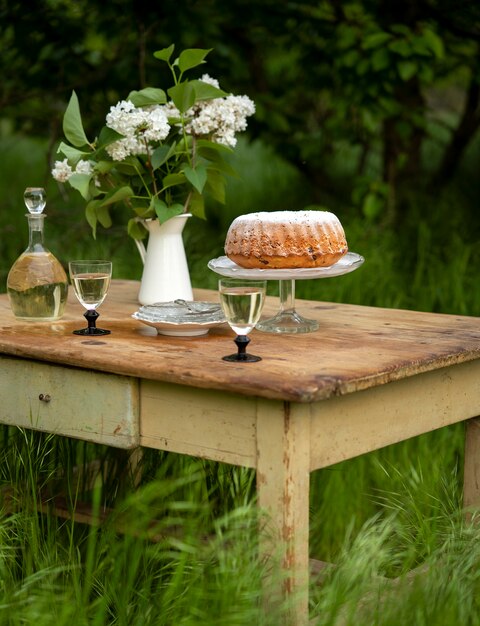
278;279;295;313
234;335;250;356
84;309;99;333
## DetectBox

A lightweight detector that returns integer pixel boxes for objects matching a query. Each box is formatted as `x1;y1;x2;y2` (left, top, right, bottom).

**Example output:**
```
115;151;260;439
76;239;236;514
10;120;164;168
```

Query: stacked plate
132;299;226;337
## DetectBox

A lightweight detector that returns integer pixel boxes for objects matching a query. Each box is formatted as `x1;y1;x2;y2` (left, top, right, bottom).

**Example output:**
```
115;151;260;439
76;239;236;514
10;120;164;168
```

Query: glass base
73;327;111;336
73;309;110;336
222;353;262;362
222;334;261;361
256;310;319;334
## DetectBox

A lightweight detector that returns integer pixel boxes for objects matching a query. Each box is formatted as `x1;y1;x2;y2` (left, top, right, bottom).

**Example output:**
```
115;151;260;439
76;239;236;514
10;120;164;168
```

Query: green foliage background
0;1;479;623
1;0;479;230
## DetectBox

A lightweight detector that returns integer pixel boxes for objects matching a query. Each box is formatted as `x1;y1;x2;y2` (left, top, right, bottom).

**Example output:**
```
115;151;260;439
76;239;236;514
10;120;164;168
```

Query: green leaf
189;79;227;101
97;185;133;207
170;203;185;216
128;218;148;240
151;143;176;170
397;60;417;81
189;192;205;219
388;39;411;57
114;157;142;176
199;152;236;176
168;82;196;113
85;201;99;238
195;139;232;154
411;38;430;57
127;87;167;106
183;165;207;194
153;198;184;222
196;142;236;175
423;28;444;59
178;48;211;73
205;169;226;204
154;44;175;63
362;32;392;50
63;91;90;148
162;172;186;190
97;126;124;150
95;160;116;174
56;142;89;164
132;204;155;219
84;199;112;236
68;173;92;200
371;48;390;71
337;25;357;50
96;205;112;229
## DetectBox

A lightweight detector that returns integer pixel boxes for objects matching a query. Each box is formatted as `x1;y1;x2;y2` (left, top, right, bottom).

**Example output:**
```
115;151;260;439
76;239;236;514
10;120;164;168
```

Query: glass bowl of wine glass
69;260;112;335
218;278;266;362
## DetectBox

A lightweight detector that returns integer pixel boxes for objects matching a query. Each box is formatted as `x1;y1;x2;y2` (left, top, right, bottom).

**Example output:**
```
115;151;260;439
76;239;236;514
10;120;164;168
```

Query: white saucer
132;300;226;337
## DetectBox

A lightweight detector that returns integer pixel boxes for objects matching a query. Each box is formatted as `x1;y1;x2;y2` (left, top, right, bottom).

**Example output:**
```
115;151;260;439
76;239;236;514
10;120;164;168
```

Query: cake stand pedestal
208;252;365;334
256;279;318;334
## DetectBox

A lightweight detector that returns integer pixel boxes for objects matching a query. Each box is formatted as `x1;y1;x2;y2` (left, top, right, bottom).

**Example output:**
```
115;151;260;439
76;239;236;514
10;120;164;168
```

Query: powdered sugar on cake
235;210;339;225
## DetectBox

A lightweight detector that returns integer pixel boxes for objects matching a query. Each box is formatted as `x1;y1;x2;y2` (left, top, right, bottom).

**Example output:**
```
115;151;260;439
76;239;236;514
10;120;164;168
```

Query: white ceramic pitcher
135;214;193;305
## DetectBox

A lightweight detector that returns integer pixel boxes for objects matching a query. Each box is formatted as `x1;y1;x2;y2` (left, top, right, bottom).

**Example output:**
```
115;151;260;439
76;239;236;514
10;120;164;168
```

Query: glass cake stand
208;252;365;334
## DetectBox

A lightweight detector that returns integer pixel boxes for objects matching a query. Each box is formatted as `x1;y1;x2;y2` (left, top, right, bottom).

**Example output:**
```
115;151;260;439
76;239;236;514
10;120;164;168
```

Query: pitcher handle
134;238;147;265
132;218;147;264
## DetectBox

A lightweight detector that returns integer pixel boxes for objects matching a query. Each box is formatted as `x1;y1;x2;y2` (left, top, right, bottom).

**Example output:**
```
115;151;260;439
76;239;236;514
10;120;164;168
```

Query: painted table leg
464;416;480;520
256;399;311;625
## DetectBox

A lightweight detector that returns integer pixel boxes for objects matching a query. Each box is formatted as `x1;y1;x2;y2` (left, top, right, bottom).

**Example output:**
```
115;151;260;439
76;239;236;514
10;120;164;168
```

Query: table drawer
0;357;139;448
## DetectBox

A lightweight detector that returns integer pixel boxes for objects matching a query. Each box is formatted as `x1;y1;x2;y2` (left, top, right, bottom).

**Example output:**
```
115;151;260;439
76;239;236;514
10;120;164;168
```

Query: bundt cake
224;210;348;269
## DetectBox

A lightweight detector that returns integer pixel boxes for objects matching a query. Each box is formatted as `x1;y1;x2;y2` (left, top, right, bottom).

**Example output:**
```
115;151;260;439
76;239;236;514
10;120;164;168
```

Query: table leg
256;399;311;625
464;416;480;520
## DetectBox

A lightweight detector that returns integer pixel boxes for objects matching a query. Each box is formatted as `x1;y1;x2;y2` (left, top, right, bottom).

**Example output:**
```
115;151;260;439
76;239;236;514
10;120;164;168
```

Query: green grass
0;130;479;624
0;424;478;625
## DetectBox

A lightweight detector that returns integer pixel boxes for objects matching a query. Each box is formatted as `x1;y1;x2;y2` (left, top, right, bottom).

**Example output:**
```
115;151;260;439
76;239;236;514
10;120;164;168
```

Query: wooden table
1;280;480;624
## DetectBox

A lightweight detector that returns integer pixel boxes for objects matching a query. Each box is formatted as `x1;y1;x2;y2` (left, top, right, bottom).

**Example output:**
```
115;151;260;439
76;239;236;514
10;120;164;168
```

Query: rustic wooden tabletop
1;279;479;402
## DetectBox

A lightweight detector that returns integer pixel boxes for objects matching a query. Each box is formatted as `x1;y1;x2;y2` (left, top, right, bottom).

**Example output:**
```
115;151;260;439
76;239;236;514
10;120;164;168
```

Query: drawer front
0;357;139;448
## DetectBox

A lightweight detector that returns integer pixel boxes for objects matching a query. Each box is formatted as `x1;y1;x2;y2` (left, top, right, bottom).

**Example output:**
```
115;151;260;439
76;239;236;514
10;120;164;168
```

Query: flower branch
52;44;255;240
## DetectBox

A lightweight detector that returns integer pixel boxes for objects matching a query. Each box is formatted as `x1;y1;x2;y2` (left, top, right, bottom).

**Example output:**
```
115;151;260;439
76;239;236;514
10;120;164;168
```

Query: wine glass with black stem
219;278;266;362
69;260;112;335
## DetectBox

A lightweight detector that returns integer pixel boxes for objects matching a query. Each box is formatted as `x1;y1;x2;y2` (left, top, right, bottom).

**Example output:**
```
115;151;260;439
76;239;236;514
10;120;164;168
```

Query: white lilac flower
106;137;141;161
105;100;139;136
227;95;256;130
162;101;181;120
51;158;73;182
199;74;220;89
142;107;171;142
75;160;94;175
183;93;255;147
105;101;170;160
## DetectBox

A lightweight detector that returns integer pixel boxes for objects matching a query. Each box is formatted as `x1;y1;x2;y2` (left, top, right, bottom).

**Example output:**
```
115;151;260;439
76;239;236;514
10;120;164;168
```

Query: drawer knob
39;393;51;403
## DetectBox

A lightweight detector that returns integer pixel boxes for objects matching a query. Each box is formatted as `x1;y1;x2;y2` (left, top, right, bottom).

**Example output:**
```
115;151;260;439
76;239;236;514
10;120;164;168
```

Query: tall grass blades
310;514;480;626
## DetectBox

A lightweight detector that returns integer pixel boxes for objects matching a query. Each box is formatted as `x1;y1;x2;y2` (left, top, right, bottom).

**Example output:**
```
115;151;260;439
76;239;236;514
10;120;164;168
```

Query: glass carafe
7;187;68;321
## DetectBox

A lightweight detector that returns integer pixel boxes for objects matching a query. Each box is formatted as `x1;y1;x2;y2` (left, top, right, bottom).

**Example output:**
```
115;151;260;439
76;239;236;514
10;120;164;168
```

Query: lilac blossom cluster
105;100;171;161
51;158;94;183
168;75;255;148
52;74;254;189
